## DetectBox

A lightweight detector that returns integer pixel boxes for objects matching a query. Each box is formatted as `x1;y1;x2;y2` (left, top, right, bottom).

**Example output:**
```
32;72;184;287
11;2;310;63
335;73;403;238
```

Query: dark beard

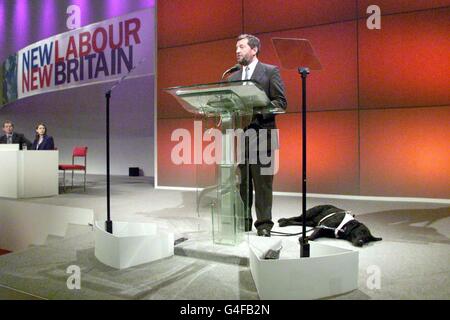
239;59;249;66
238;56;252;66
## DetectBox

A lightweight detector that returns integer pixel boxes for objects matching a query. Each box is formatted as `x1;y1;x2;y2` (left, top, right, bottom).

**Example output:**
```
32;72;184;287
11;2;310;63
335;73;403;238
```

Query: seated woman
31;123;55;150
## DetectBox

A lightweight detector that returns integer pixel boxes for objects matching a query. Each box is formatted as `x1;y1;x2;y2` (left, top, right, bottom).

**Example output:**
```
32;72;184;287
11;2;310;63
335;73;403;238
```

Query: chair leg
63;170;66;192
84;170;86;191
71;170;74;189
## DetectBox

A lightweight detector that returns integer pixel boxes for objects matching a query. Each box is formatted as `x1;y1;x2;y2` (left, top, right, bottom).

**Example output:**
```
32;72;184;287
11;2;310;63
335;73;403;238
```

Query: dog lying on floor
278;205;382;247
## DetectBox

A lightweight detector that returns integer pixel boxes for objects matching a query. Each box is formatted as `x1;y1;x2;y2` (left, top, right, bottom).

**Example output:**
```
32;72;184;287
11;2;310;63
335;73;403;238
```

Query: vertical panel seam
242;0;245;33
356;0;361;196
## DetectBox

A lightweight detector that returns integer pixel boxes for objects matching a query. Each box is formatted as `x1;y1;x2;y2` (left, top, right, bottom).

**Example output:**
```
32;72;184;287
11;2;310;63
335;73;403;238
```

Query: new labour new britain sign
1;8;153;106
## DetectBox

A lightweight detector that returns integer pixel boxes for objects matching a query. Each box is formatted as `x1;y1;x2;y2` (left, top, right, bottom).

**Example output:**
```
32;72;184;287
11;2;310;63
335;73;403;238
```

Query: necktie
244;66;250;80
7;135;12;144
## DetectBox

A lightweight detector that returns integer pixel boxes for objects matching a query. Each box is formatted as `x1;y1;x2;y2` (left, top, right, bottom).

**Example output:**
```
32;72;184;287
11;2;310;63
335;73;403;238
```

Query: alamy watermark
170;120;279;175
366;265;381;290
367;5;381;30
66;265;81;290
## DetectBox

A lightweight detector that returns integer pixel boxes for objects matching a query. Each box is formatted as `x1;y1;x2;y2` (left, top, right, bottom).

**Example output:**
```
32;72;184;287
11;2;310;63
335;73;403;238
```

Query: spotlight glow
14;0;29;50
40;0;57;38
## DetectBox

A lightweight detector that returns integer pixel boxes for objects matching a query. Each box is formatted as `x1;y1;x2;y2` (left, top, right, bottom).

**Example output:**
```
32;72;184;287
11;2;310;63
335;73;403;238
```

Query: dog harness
334;212;355;238
317;211;355;238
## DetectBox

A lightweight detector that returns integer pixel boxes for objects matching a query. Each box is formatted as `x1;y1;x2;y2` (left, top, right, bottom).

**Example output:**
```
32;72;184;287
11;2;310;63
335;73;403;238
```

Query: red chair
59;146;88;192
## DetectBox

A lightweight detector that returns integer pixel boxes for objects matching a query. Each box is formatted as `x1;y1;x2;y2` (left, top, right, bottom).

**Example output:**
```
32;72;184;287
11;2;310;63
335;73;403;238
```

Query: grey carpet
1;176;449;300
0;226;258;300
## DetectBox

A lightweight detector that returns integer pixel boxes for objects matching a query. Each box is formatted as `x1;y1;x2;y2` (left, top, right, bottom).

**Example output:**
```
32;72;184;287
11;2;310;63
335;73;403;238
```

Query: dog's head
349;223;382;247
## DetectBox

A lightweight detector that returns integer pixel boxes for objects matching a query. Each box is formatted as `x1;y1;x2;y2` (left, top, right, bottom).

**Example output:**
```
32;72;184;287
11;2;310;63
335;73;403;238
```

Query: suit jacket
0;132;32;150
228;61;287;152
31;135;55;150
228;61;287;129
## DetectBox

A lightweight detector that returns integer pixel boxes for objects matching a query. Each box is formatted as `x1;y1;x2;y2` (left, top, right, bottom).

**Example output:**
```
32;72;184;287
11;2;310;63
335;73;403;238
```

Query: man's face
3;123;13;135
236;38;257;66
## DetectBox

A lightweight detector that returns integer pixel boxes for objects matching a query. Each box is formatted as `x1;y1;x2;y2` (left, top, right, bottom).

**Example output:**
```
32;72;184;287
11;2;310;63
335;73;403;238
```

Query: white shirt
241;58;259;80
36;136;44;149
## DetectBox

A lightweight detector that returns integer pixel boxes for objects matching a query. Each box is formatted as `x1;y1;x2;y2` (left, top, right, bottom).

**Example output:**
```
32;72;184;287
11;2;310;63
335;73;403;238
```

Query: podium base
249;239;358;299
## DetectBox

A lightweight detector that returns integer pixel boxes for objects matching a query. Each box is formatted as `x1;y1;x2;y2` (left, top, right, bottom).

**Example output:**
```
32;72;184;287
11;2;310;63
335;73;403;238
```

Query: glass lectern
165;80;283;245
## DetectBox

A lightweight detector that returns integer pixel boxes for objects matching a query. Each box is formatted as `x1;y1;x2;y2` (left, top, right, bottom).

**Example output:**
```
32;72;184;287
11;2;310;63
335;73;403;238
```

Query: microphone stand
221;64;241;80
299;67;310;258
105;90;113;233
270;37;321;258
104;58;146;234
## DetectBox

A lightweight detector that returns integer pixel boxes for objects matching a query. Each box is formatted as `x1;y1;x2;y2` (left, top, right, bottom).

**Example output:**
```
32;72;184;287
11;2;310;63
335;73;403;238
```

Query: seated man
0;120;32;150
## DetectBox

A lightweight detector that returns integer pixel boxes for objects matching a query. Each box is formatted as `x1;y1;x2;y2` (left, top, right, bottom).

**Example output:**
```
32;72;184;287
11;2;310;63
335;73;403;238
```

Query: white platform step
94;221;174;269
0;199;94;251
249;237;359;300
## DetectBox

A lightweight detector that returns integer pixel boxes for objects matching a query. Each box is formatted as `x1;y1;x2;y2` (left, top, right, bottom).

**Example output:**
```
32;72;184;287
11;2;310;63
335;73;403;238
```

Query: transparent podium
166;80;284;245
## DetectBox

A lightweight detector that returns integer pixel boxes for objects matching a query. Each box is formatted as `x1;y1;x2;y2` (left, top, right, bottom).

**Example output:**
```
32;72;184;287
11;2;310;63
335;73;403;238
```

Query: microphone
222;64;241;79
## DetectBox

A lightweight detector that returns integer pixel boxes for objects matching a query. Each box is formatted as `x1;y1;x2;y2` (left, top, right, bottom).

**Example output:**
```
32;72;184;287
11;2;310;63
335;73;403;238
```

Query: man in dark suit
228;34;287;237
0;120;32;150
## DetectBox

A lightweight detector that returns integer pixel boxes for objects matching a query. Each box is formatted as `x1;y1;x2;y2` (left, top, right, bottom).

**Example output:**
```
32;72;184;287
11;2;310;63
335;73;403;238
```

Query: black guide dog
278;205;382;247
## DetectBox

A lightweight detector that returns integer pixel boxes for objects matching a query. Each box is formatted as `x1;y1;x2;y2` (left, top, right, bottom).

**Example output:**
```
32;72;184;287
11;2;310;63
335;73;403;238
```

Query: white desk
0;150;58;198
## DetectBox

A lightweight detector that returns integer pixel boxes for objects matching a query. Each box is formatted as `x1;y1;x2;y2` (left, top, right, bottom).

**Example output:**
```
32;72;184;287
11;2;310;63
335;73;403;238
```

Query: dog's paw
278;219;289;227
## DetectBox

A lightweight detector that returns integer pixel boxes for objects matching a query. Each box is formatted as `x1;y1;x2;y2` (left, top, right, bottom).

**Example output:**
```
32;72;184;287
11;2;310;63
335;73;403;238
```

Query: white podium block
94;221;174;269
249;239;359;300
0;150;58;198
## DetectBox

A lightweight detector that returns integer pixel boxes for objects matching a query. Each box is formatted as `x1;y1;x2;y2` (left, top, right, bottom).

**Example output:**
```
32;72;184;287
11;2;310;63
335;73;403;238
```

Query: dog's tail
371;235;382;242
278;217;303;227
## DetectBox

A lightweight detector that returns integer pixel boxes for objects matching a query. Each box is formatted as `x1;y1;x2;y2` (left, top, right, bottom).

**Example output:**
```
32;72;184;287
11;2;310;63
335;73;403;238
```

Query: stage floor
0;175;449;300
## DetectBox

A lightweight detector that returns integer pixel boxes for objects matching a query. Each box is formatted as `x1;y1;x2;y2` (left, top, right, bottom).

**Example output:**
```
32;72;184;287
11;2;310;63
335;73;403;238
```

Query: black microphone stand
105;90;113;233
299;67;310;258
221;64;241;80
104;58;146;234
271;37;321;258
